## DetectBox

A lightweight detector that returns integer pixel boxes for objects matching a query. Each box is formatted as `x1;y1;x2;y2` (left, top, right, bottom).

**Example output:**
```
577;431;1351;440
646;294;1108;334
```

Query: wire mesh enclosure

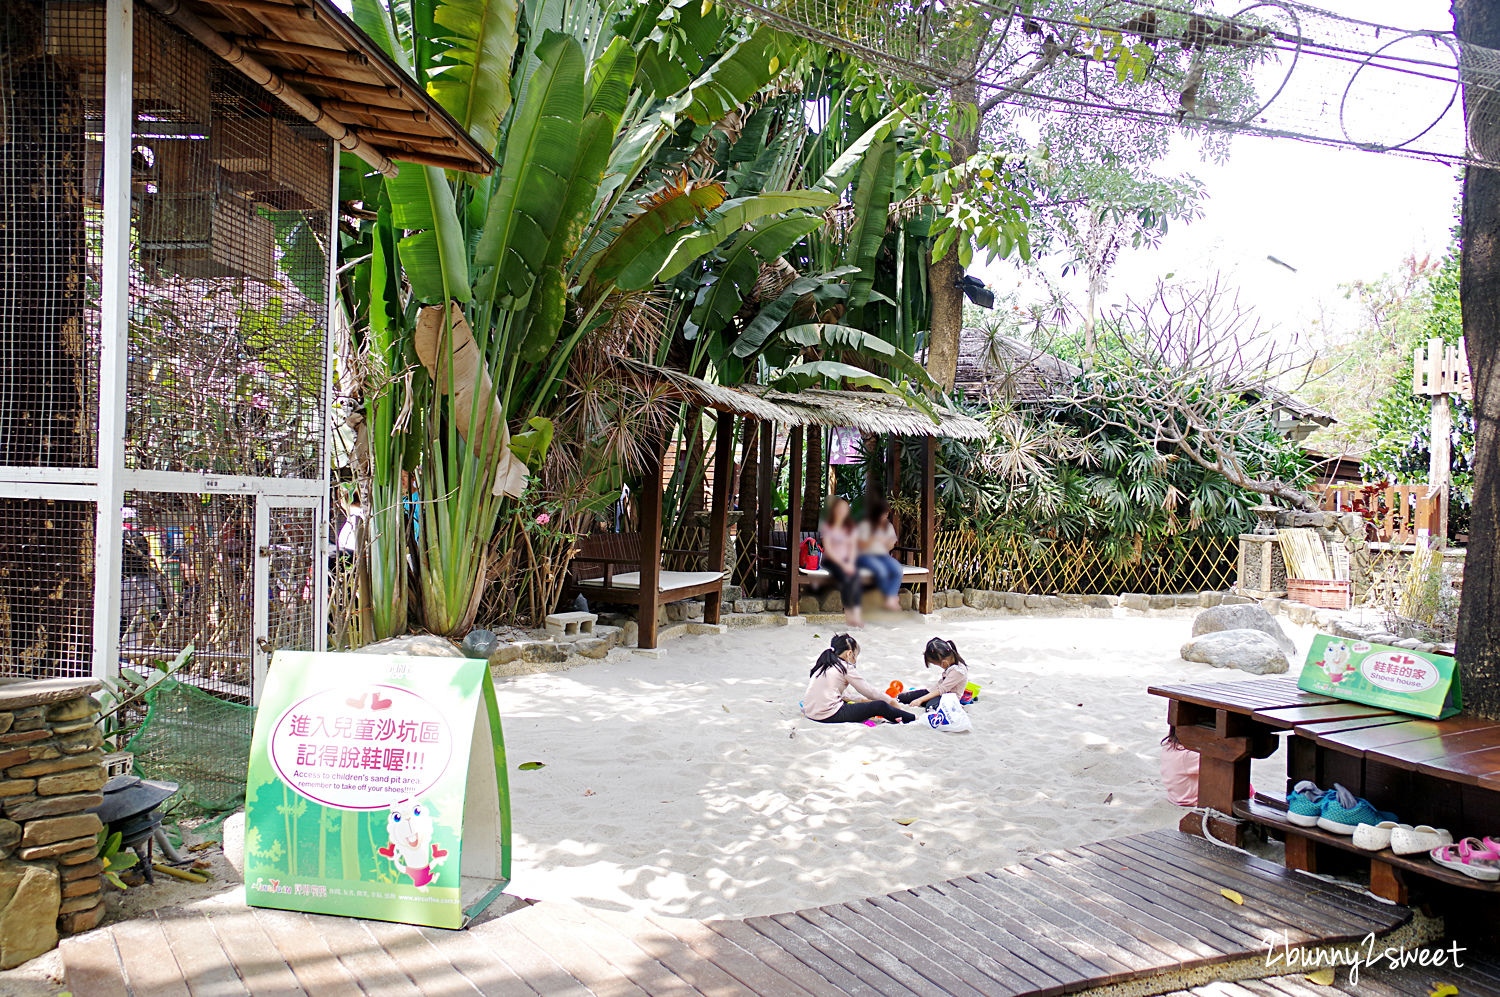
723;0;1500;168
2;0;333;806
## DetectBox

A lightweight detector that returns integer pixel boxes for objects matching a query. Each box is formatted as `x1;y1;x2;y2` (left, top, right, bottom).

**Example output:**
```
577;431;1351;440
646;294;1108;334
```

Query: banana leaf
684;214;826;341
428;0;519;153
475;30;587;305
656;190;835;281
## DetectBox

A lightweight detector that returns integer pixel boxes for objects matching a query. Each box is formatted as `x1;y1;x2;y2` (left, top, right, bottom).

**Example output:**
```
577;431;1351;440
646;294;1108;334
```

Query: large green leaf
684;214;825;341
587;36;636;134
776;323;937;389
475;31;587;305
814;109;902;194
633;0;728;98
677;26;793;126
428;0;519;153
656;191;836;282
386;164;471;303
589;183;729;290
730;267;859;360
351;0;409;70
845;135;896;309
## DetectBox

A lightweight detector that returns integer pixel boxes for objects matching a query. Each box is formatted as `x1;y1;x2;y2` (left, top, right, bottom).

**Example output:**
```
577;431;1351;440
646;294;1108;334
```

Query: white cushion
577;570;726;593
799;564;929;581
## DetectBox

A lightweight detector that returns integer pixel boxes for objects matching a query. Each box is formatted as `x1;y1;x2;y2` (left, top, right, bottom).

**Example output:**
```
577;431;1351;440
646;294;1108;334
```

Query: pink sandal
1430;837;1500;881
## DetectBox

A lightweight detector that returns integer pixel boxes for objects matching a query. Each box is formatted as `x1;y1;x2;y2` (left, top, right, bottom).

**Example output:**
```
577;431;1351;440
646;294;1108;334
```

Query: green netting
125;678;256;816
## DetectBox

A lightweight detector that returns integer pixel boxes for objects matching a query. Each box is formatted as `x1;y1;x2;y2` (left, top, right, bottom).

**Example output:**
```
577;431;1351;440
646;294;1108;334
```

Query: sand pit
497;609;1310;920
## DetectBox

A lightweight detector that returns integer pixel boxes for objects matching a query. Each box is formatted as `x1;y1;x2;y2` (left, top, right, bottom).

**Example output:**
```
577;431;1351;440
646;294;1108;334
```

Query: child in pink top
899;637;970;710
801;634;916;724
1160;730;1200;807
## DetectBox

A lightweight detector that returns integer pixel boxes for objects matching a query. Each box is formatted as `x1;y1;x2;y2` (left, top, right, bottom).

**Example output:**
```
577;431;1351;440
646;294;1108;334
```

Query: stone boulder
1181;630;1290;675
355;635;464;657
1192;603;1295;655
0;860;59;969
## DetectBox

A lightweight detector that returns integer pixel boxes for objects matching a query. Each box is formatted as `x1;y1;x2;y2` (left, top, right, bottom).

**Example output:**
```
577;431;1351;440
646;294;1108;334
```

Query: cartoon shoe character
1321;641;1355;684
376;798;449;891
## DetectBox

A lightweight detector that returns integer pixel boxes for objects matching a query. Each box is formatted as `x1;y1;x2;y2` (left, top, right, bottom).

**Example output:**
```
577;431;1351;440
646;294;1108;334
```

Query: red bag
799;537;823;571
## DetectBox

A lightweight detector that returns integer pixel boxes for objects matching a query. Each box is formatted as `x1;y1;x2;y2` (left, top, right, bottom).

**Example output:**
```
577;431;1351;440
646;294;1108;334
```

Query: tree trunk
0;4;93;675
1454;0;1500;718
924;81;980;391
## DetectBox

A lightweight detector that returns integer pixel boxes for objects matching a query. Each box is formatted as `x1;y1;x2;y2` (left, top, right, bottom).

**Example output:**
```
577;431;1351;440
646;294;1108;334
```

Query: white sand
497;609;1310;919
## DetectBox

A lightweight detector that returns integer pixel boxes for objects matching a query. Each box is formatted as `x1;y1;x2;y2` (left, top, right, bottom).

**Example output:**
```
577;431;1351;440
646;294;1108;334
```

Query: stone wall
0;678;106;968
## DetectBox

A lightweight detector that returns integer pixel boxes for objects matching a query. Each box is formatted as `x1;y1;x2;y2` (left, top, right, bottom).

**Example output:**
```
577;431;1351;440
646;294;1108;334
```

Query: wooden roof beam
140;0;398;177
232;34;368;65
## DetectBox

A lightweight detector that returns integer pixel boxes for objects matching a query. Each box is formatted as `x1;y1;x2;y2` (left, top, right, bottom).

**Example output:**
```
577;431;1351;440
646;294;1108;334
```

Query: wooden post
1430;393;1452;545
888;437;901;500
705;413;733;625
638;438;664;650
920;436;936;614
787;427;804;615
757;420;773;598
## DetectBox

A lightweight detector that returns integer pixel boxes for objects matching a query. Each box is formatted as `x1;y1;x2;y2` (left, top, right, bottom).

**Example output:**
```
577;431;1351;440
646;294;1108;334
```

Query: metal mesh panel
267;506;317;653
0;498;96;678
121;491;254;703
127;8;330;478
1;1;104;469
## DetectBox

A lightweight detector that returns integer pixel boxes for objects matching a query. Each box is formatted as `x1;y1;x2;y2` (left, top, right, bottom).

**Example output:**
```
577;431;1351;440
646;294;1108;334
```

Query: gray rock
820;590;844;613
1192;604;1295;655
1261;597;1285;615
963;588;983;609
799;595;821;615
665;603;687;623
1180;629;1290;675
720;584;743;603
1043;596;1068;611
947;591;965;609
622;621;639;647
765;598;787;613
898;591;914;611
1149;595;1177;610
1121;594;1151;611
1435;642;1457;656
356;634;464;657
1392;637;1424;650
222;810;245;878
1198;591;1225;608
1004;592;1027;612
686;602;704;620
1285;603;1316;626
1173;594;1200;608
522;642;568;664
1414;642;1438;655
574;638;609;659
1084;595;1116;609
1220;594;1255;605
739;598;766;614
1023;595;1044;609
1370;633;1401;646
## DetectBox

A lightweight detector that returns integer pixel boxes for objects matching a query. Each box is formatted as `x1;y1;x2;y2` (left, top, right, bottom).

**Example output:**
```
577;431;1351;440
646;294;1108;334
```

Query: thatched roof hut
951;328;1082;405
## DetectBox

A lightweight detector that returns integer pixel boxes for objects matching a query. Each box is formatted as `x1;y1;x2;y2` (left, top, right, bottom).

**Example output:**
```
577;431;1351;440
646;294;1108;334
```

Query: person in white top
856;500;904;612
801;634;916;724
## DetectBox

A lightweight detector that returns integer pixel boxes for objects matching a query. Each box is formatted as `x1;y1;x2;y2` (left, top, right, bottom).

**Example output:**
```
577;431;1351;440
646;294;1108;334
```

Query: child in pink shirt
801;634;915;724
1160;730;1200;806
899;637;970;710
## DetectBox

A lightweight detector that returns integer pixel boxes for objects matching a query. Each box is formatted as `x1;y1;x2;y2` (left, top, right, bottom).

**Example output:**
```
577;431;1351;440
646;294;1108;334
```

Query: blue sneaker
1286;781;1330;827
1317;783;1399;835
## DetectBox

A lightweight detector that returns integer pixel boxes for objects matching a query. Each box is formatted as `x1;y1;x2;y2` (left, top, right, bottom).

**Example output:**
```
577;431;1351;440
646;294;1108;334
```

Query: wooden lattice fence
931;531;1239;596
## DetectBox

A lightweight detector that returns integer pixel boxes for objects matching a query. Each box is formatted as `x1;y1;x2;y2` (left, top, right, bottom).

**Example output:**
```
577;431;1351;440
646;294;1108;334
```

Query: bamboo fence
931;531;1239;596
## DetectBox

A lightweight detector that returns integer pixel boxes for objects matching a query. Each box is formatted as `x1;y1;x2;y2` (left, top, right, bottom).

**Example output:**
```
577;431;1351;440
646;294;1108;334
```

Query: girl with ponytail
801;634;916;725
896;638;970;711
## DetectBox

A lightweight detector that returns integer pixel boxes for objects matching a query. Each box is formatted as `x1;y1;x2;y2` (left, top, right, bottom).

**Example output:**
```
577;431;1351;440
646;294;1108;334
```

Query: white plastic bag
922;693;972;733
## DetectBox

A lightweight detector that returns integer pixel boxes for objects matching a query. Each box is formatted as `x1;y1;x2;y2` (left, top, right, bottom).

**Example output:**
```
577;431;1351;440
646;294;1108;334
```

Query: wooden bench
764;530;932;615
569;531;725;650
1150;674;1500;905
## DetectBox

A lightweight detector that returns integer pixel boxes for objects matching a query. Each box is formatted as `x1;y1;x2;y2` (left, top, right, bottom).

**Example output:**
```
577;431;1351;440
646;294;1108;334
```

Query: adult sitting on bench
819;498;864;628
857;501;904;613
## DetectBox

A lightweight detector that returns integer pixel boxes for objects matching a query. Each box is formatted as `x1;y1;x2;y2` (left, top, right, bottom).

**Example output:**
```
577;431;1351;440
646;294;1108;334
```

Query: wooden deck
60;829;1416;996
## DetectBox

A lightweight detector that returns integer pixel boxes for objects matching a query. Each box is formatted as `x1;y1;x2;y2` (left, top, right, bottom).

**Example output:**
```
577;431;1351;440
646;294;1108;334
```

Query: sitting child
897;638;970;711
1160;730;1200;807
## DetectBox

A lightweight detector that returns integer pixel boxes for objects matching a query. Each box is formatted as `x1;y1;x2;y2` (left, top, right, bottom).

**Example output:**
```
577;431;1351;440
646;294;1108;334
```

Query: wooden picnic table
1149;674;1500;905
